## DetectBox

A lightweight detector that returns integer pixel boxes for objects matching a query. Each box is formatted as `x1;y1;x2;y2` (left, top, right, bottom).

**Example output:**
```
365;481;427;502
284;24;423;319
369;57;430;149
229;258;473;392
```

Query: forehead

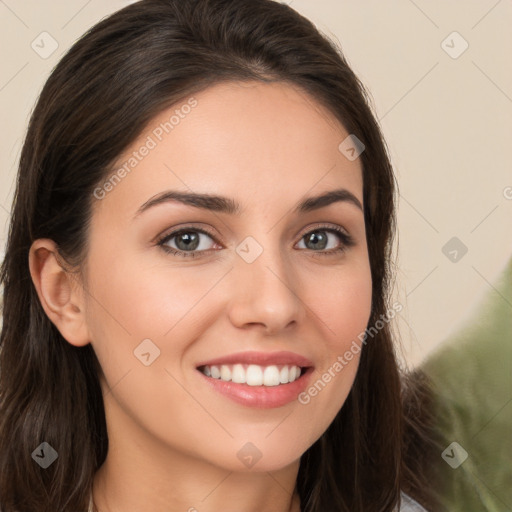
93;80;363;220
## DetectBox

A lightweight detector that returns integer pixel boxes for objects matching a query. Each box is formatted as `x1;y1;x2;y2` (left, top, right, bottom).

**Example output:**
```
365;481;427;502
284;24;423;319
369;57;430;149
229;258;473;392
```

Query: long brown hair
0;1;433;510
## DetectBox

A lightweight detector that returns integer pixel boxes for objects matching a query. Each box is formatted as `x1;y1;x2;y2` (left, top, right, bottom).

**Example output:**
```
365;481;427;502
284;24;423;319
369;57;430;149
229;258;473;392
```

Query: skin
29;80;372;512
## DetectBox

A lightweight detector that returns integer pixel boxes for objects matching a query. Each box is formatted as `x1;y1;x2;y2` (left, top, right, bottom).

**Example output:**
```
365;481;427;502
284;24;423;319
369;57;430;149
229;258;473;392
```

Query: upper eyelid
157;225;217;243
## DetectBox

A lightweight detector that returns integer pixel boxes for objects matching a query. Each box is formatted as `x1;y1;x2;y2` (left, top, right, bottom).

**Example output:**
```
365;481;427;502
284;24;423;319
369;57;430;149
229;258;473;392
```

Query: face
84;80;372;472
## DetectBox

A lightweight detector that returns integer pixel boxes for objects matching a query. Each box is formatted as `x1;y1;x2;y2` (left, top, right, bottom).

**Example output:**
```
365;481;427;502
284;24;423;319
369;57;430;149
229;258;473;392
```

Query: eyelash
156;224;355;259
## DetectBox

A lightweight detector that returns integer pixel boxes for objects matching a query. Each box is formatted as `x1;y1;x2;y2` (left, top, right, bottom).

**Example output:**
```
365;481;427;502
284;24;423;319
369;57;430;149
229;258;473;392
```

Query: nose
226;240;305;335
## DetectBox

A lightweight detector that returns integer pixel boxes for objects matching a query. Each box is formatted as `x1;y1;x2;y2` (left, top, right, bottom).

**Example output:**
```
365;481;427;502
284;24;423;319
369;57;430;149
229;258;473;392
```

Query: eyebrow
133;187;363;219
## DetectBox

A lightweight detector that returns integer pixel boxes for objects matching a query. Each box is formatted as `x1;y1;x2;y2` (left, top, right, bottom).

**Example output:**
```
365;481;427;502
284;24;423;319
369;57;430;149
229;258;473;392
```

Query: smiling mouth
198;363;308;387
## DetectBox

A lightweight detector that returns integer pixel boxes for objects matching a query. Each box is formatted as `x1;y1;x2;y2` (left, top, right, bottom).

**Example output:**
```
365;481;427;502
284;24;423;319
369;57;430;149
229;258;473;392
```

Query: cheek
83;247;230;397
85;249;214;340
309;257;373;351
295;258;372;435
83;254;232;455
333;275;371;347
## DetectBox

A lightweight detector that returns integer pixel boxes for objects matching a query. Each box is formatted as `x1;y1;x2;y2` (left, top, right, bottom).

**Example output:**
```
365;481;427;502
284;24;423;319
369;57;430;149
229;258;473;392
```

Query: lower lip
197;367;314;409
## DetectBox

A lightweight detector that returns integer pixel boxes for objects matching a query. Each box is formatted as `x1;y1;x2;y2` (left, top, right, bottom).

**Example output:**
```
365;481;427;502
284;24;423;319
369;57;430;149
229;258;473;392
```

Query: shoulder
398;492;429;512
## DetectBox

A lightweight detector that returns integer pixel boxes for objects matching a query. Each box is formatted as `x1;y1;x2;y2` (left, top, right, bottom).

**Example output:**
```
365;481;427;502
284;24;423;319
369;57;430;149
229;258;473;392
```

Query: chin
206;439;308;474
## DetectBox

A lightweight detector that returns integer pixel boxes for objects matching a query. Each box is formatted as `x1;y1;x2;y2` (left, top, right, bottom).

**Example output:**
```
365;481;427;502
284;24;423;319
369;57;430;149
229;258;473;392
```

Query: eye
296;224;355;256
157;227;218;259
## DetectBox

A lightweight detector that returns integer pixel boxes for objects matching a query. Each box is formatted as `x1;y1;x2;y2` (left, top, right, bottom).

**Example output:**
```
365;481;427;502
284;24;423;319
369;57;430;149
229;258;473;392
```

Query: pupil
177;232;199;251
307;231;327;250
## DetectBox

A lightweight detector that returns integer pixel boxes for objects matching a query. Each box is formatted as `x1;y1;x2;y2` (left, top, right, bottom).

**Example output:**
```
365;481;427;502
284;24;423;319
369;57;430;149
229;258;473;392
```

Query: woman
0;1;435;510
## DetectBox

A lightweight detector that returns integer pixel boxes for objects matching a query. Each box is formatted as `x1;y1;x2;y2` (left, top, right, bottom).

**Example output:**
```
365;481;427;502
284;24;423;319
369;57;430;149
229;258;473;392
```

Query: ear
28;238;90;347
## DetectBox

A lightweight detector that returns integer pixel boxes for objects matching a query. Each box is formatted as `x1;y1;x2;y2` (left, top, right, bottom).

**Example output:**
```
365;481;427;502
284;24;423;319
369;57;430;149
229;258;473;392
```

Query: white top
399;492;429;511
88;491;427;511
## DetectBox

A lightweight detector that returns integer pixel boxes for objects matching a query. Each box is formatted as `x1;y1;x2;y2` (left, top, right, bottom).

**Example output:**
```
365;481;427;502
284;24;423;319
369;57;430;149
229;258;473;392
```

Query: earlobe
28;239;90;347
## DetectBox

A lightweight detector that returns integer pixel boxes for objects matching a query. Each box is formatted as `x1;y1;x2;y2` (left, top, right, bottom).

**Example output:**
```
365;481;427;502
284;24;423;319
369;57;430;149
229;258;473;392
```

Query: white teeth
263;365;280;386
200;364;303;386
231;363;246;384
220;365;231;381
246;365;263;386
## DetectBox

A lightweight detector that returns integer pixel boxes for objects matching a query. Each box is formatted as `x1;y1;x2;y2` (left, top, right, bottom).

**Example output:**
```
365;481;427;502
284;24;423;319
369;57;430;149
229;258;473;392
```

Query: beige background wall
1;0;511;367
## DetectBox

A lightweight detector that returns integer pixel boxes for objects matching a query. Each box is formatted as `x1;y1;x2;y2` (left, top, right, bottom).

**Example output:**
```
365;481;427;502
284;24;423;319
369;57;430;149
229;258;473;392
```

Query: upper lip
196;350;314;368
